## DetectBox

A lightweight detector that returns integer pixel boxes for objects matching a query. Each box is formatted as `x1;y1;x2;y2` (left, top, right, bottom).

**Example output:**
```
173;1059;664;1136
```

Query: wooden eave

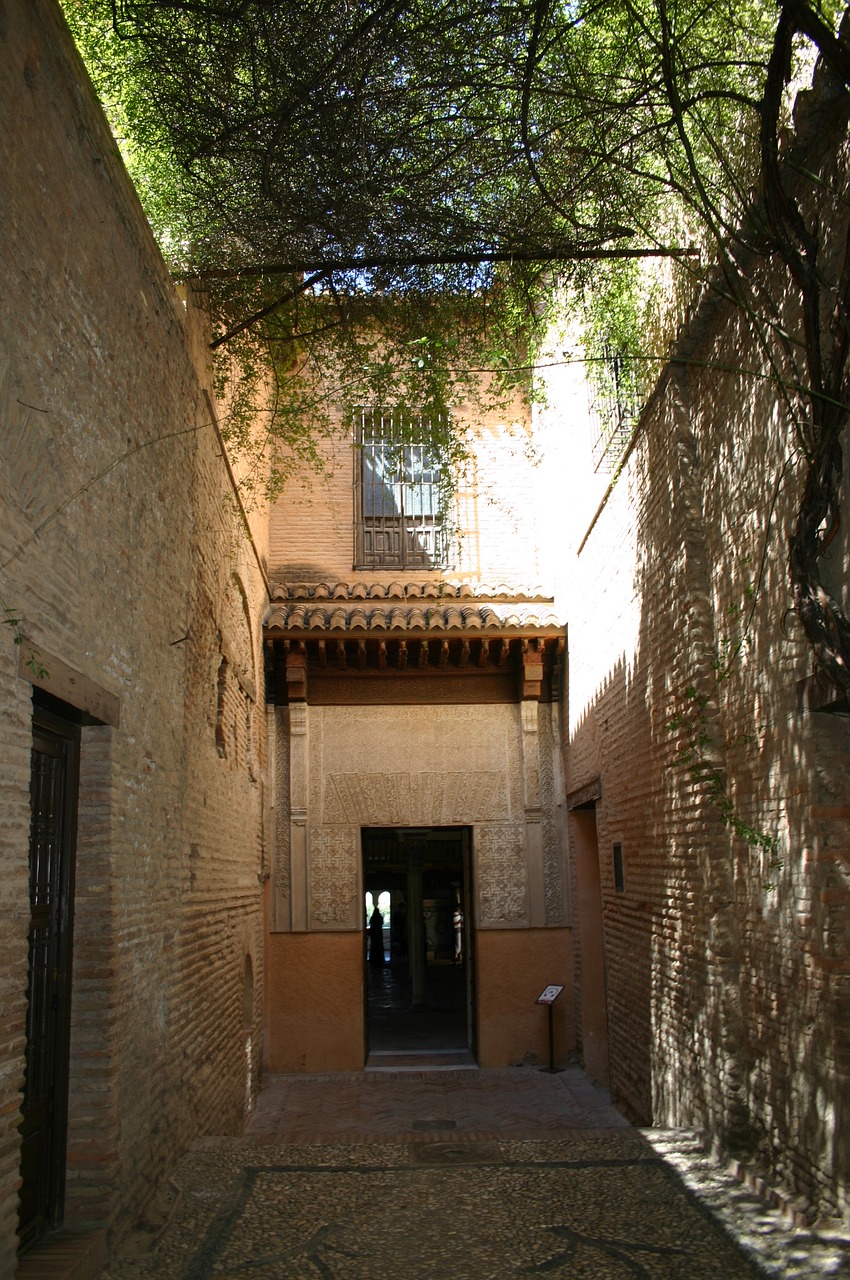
263;579;566;706
264;626;565;706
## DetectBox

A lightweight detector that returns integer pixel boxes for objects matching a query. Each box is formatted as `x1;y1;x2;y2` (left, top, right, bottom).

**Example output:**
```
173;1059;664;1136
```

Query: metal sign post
536;985;564;1074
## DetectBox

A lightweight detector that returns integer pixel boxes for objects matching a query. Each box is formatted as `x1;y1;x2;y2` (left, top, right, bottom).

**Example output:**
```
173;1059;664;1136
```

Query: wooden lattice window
355;408;448;569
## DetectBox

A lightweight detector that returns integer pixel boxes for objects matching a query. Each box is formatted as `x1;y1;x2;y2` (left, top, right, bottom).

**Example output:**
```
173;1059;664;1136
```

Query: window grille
587;346;641;473
355;408;447;569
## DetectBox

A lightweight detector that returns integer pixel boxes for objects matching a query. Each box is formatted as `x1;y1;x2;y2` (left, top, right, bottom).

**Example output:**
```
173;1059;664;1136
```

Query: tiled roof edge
269;579;554;604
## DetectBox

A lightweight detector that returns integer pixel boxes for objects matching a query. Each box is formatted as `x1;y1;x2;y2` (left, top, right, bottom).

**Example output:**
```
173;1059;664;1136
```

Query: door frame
361;825;476;1056
18;702;80;1251
461;827;477;1057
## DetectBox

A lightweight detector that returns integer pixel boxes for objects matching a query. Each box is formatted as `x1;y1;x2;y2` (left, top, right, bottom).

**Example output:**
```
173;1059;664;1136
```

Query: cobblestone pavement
101;1068;850;1280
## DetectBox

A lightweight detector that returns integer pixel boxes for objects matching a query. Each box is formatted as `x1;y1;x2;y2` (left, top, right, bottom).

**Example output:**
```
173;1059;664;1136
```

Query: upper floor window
587;345;641;474
355;408;448;569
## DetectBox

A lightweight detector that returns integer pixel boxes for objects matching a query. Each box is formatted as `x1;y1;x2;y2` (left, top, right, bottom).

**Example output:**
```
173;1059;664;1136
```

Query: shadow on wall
572;306;850;1217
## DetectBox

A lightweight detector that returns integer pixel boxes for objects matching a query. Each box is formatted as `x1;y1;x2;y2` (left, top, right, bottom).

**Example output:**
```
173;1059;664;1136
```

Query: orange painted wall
475;928;574;1068
265;931;365;1072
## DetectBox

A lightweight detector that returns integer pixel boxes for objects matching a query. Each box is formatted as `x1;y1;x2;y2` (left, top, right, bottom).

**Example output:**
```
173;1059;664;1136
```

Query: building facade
263;402;572;1070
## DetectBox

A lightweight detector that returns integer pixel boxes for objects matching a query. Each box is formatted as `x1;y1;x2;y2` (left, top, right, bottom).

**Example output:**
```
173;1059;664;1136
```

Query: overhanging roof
264;580;565;705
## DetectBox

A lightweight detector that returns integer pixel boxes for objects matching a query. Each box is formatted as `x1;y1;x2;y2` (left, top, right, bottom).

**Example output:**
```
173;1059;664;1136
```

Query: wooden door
18;709;79;1252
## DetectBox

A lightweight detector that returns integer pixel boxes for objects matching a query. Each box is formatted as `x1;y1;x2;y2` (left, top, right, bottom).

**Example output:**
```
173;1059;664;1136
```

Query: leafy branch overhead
65;0;779;355
65;0;850;691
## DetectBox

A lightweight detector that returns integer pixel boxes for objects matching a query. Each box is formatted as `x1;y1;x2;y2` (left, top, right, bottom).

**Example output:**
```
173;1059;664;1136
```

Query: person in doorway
453;904;463;964
369;903;385;966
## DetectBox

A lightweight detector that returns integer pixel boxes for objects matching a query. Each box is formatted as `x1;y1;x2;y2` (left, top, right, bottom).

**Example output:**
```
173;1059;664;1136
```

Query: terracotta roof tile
265;578;564;636
265;600;562;634
268;579;554;604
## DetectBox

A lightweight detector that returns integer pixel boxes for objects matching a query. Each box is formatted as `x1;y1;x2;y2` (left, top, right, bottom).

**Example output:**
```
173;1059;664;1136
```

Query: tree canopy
63;0;793;359
63;0;850;692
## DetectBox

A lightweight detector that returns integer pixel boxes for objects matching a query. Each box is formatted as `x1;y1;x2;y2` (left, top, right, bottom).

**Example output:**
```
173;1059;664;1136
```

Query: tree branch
183;243;698;285
209;270;326;349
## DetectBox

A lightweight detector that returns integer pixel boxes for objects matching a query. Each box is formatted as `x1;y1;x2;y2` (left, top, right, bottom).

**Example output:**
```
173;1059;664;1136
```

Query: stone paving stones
97;1069;850;1280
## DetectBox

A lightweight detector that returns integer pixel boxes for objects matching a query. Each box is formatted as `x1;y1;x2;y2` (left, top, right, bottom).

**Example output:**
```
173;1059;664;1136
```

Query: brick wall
0;0;267;1267
548;81;850;1223
269;392;547;588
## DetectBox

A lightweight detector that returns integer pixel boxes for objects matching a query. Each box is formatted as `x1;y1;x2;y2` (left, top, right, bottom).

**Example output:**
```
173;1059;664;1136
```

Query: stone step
16;1230;107;1280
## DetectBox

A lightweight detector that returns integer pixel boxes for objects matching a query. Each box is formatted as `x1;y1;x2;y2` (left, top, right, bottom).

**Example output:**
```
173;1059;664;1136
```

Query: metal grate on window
587;346;641;474
356;408;447;569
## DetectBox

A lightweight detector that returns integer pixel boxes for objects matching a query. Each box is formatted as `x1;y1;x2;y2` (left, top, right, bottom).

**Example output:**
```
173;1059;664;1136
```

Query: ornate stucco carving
507;711;524;818
274;708;291;899
288;701;566;933
323;770;509;826
520;699;541;811
308;704;323;817
542;817;564;925
309;826;359;927
289;702;309;816
476;824;529;926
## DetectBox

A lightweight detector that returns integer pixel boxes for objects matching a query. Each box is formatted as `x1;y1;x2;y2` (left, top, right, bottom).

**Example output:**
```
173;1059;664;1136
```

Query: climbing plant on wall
62;0;850;692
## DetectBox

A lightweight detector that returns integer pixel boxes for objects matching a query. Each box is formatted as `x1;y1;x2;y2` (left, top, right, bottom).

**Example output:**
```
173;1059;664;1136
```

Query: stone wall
0;0;268;1266
550;78;850;1222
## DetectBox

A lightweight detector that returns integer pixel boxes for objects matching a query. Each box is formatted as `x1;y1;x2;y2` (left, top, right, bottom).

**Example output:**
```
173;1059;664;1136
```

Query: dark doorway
362;827;475;1066
570;802;610;1087
18;704;80;1252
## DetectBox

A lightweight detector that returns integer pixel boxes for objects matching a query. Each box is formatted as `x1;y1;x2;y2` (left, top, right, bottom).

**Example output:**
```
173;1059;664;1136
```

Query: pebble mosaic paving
102;1134;764;1279
97;1070;850;1280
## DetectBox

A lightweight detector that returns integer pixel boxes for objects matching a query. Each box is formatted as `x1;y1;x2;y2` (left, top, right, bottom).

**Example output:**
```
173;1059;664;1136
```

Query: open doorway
362;826;475;1065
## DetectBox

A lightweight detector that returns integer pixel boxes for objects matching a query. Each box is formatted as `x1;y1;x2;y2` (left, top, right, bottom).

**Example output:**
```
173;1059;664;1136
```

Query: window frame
353;407;449;571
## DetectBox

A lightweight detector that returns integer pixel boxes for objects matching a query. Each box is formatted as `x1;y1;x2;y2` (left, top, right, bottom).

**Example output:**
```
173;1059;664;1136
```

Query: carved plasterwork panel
274;708;291;899
290;701;566;932
309;826;359;928
521;699;541;811
507;709;524;818
476;825;528;926
542;817;564;925
317;704;515;781
538;705;566;925
308;704;323;817
323;770;508;826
